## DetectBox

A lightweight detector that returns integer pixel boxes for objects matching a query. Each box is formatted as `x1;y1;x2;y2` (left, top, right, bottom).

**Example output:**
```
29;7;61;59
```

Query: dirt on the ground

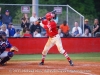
0;61;100;75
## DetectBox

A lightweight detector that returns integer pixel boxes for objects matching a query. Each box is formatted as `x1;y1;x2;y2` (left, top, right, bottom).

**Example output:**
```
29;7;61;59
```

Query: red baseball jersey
42;19;58;37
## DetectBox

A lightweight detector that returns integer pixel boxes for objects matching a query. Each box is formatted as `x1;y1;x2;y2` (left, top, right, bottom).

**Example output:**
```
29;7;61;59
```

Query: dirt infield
0;61;100;75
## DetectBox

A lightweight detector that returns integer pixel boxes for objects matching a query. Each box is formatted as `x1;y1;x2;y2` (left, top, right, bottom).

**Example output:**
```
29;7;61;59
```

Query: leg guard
0;52;14;65
0;56;10;65
8;52;14;57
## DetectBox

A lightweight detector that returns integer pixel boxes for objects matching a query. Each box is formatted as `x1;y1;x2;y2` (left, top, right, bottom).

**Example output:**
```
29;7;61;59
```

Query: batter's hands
35;21;40;25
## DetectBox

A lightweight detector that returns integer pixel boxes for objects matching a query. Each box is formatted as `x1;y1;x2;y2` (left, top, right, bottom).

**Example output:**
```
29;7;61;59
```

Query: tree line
0;0;100;23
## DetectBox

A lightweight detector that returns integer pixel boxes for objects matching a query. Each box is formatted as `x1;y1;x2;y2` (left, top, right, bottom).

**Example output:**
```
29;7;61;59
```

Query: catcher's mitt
10;46;19;52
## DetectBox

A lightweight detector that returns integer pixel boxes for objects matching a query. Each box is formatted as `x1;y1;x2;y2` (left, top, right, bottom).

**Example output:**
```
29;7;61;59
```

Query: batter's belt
49;34;58;38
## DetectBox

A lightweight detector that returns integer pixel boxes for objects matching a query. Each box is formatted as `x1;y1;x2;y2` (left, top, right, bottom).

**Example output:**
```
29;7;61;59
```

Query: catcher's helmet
45;12;53;20
0;31;6;39
1;31;6;36
0;31;7;41
0;31;6;36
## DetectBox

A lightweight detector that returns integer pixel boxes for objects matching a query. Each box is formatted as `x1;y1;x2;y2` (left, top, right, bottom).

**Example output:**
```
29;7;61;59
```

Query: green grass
11;52;100;62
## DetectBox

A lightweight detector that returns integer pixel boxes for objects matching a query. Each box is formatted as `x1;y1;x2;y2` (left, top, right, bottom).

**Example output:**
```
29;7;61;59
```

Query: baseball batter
0;31;18;66
38;12;74;66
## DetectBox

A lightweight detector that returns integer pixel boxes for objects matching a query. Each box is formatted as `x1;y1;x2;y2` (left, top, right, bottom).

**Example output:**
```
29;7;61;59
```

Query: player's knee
59;48;65;54
8;52;14;57
42;49;48;55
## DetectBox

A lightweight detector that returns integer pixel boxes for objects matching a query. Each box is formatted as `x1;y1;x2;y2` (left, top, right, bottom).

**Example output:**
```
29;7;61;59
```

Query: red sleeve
42;19;47;25
41;19;48;29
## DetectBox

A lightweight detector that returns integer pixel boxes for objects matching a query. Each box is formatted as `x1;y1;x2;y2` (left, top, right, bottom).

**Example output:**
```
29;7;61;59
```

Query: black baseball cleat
69;60;74;66
0;63;6;66
39;62;44;65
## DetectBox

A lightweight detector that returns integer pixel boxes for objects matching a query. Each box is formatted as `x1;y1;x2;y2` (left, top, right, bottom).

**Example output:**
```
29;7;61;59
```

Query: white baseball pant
42;34;65;55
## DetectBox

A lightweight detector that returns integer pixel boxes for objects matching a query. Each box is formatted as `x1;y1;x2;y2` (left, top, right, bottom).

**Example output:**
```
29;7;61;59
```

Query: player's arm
39;20;48;29
40;22;44;28
6;40;19;52
6;40;12;48
92;25;99;33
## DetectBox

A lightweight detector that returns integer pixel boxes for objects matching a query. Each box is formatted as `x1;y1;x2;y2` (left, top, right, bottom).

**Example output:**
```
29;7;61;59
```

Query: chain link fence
0;4;84;32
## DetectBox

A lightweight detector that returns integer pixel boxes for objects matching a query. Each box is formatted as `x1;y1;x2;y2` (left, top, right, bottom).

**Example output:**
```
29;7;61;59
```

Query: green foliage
13;8;48;24
39;0;68;5
13;9;23;24
39;0;98;24
58;11;66;24
0;0;99;25
38;9;48;17
0;0;31;4
68;0;97;23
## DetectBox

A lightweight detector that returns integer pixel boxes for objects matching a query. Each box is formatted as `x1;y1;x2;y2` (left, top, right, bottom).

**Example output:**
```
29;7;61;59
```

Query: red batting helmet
45;12;53;20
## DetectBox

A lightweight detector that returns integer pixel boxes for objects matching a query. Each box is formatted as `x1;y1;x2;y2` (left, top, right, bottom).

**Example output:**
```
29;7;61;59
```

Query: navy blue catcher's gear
0;40;12;54
0;31;6;41
2;32;6;36
0;31;6;36
0;52;13;66
8;52;14;57
0;56;10;66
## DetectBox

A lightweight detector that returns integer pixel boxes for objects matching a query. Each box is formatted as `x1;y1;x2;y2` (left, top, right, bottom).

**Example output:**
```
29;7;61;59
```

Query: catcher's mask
0;31;6;41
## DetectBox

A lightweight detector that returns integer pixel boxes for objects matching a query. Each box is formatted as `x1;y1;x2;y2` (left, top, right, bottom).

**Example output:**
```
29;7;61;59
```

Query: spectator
92;19;100;36
33;29;41;37
82;28;91;37
95;32;100;37
20;27;27;37
21;13;30;29
0;24;9;37
83;19;91;33
72;21;82;37
23;28;32;37
57;26;63;37
60;21;71;37
30;13;41;34
30;23;41;34
30;12;38;26
30;24;36;34
14;29;20;37
1;10;12;27
52;12;58;24
8;23;15;37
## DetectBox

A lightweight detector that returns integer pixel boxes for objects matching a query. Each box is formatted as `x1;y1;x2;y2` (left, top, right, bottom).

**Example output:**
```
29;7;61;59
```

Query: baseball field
0;52;100;75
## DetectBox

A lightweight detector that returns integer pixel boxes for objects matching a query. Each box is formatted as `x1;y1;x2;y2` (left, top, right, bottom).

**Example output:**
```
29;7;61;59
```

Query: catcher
0;31;18;66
